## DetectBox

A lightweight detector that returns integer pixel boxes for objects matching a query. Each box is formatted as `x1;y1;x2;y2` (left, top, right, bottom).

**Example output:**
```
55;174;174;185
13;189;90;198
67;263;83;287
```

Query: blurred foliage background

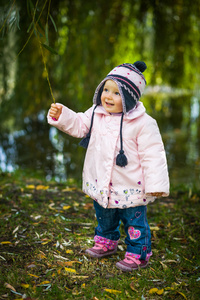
0;0;200;186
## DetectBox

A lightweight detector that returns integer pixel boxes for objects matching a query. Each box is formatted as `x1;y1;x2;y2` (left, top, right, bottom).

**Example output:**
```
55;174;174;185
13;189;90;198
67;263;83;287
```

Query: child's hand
150;192;163;197
49;103;62;120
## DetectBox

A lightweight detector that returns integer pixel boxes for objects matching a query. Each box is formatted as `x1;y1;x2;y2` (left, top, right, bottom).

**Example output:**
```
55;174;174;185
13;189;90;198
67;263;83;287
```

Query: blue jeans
93;201;151;260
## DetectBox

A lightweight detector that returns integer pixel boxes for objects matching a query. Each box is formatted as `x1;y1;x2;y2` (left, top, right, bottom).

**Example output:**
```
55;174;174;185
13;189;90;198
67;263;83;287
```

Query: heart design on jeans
128;226;141;240
135;211;142;218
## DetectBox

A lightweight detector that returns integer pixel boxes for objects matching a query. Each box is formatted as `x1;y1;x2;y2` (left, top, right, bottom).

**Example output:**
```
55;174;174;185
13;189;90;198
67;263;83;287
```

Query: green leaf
49;14;57;32
41;44;58;55
27;0;34;16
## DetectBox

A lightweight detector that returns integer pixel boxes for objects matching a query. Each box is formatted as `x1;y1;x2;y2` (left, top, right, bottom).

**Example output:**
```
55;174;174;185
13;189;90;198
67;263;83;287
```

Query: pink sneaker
85;242;117;258
116;255;149;272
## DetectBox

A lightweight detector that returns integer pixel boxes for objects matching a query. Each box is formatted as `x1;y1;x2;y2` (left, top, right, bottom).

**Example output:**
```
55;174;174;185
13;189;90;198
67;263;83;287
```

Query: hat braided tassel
116;113;128;167
116;149;128;167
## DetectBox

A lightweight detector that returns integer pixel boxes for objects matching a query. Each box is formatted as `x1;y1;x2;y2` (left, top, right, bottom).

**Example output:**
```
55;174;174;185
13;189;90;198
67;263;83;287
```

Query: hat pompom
133;61;147;73
116;150;128;167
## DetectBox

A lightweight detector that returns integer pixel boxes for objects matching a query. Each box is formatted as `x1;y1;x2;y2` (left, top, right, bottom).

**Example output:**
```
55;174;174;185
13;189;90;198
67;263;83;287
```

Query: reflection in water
0;93;199;186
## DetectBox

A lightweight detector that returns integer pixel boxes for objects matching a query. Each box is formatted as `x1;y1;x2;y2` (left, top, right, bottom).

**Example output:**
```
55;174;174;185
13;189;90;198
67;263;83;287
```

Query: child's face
101;80;123;113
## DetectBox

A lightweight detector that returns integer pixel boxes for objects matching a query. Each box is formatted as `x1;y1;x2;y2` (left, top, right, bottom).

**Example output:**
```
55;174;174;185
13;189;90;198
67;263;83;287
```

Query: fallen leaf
162;259;177;264
165;287;174;291
188;236;196;243
149;288;164;295
36;185;49;190
104;288;122;295
26;185;35;189
58;260;81;267
183;257;193;263
1;241;12;244
157;288;164;295
13;225;20;234
159;261;168;269
153;231;157;239
149;288;158;294
38;281;50;285
21;283;30;288
64;267;76;273
150;226;160;231
53;254;69;261
118;245;124;251
41;240;51;245
72;288;81;295
49;203;55;210
72;275;89;279
177;291;187;299
66;249;73;254
62;187;77;192
1;294;9;298
37;253;46;259
63;205;71;210
4;283;16;291
0;255;6;261
27;273;39;278
83;203;93;209
26;264;36;268
130;281;138;292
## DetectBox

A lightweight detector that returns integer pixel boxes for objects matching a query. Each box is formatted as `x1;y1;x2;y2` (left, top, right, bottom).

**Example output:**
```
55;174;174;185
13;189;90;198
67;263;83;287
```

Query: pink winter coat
47;101;169;209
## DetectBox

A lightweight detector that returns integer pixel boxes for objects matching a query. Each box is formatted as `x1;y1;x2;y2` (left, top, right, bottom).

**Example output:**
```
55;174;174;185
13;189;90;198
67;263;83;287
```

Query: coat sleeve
47;103;94;138
137;116;169;197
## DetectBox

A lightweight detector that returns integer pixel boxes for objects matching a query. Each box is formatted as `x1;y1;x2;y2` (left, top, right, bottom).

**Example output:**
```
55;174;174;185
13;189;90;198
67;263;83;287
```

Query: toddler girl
47;61;169;272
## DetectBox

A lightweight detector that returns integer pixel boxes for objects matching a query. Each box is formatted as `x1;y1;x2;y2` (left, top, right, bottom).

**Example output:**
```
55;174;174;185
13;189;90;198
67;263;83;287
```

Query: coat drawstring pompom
116;112;128;167
79;132;90;149
79;104;98;149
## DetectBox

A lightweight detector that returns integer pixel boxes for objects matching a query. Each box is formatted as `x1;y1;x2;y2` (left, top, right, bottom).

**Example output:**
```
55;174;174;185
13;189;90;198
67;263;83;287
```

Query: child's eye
104;88;108;92
115;92;120;96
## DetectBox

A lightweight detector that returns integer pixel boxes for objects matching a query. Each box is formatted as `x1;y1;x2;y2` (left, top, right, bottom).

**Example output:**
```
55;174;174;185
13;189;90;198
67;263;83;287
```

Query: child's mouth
106;102;114;106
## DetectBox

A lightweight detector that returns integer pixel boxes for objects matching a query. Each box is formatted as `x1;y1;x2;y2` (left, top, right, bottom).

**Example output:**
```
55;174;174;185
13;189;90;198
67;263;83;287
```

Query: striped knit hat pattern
93;61;147;113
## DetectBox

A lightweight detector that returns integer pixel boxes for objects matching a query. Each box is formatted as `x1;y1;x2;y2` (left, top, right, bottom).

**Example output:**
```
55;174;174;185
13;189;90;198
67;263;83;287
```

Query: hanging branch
16;0;56;103
1;0;58;103
15;0;48;58
0;0;16;34
38;37;56;103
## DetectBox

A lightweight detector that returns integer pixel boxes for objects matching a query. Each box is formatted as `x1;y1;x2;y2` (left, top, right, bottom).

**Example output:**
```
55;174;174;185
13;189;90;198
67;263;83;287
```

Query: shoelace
124;255;141;265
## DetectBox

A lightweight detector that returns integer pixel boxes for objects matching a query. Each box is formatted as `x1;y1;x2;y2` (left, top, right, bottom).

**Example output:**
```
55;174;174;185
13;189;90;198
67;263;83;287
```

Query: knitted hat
79;61;147;167
93;61;147;113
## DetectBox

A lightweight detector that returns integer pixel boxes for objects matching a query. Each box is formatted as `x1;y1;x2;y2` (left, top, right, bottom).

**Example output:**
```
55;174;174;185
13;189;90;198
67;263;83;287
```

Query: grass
0;170;200;300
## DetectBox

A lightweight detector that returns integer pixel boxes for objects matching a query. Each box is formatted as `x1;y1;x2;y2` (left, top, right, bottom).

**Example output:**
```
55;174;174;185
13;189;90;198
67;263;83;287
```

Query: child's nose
107;91;112;99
